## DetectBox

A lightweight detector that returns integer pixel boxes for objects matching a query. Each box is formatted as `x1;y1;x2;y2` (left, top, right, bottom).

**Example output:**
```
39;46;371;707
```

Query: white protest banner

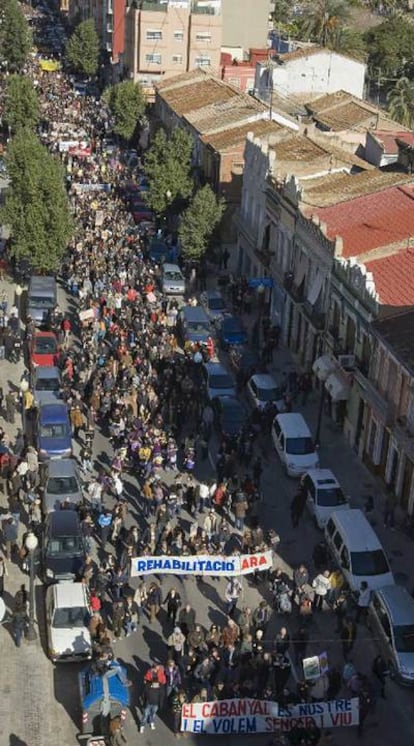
181;698;359;735
130;551;273;578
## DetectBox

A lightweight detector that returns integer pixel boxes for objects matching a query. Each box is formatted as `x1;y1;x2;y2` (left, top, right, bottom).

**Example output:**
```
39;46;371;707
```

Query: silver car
369;585;414;685
161;263;185;295
42;458;83;512
32;366;62;406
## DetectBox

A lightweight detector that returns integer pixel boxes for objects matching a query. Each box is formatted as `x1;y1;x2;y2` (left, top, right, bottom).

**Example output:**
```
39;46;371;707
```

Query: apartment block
124;0;222;97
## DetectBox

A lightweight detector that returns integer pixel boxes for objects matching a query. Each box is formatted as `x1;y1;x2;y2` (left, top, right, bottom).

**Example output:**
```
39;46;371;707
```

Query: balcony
303;301;326;331
393;416;414;459
353;367;394;426
284;272;304;303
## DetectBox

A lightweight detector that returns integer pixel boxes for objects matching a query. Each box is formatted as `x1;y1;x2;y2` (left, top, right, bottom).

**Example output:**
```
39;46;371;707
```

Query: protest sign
181;698;359;734
130;551;273;578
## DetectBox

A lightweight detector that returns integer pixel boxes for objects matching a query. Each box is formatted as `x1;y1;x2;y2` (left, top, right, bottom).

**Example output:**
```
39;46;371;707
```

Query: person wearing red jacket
140;663;166;732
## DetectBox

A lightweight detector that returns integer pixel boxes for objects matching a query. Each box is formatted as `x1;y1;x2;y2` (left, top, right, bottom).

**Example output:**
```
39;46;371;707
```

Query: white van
271;412;319;477
325;509;394;591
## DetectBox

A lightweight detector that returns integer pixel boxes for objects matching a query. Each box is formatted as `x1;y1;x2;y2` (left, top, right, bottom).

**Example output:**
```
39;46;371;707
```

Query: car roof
47;458;78;478
223;315;241;325
53;581;88;608
34;366;61;381
163;263;181;272
34;330;56;337
275;412;312;436
218;395;245;410
250;373;277;388
305;468;339;487
328;509;382;551
48;510;80;535
206;290;224;300
375;585;414;625
39;403;69;422
204;362;231;375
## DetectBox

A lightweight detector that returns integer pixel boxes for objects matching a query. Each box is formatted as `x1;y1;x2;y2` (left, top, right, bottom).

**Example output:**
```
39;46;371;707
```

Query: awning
325;371;350;401
307;271;324;306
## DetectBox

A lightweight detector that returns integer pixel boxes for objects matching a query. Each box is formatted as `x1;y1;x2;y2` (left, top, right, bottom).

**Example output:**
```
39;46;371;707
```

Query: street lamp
312;354;337;447
24;531;39;642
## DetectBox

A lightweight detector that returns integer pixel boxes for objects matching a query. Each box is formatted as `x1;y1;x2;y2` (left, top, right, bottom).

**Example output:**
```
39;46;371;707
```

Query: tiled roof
185;93;267;133
270;134;328;162
305;90;355;114
159;77;239;116
312;100;378;131
301;170;412;208
373;308;414;371
370;130;411;155
305;183;414;258
365;249;414;308
396;132;414;147
276;46;326;63
201;119;283;151
155;69;205;92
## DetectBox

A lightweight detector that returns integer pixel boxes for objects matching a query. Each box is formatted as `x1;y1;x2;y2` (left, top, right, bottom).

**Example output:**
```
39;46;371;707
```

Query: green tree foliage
329;26;366;58
4;75;40;133
1;130;73;272
0;0;32;72
364;16;414;78
66;19;100;77
387;77;414;127
179;185;225;262
103;80;145;142
144;128;193;217
300;0;351;46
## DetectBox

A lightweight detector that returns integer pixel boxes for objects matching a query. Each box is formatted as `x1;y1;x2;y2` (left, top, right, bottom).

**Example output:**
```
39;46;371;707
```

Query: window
146;30;162;40
172;54;183;64
145;53;162;65
195;55;211;67
195;32;211;42
173;30;184;40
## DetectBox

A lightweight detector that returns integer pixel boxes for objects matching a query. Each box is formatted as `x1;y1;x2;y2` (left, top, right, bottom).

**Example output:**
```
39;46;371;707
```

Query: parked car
42;510;87;583
271;413;319;477
32;365;62;406
37;402;72;460
178;305;212;346
160;263;185;295
229;347;261;376
246;373;285;412
45;582;92;662
200;290;227;321
212;395;249;440
301;468;349;528
368;585;414;685
217;315;248;348
79;663;130;734
148;239;170;264
42;458;83;513
203;362;236;400
30;330;59;368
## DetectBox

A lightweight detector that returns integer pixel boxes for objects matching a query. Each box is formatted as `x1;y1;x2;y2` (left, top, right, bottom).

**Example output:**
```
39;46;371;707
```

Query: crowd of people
0;8;388;746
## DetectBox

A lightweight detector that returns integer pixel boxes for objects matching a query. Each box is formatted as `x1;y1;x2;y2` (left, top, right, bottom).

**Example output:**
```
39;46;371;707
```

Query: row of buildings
152;67;414;514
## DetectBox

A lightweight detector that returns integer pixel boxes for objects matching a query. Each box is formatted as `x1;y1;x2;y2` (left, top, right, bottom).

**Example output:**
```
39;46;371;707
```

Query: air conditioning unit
338;354;355;370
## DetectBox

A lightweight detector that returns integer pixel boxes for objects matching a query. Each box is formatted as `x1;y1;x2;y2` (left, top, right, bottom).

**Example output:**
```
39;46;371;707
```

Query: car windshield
36;377;60;391
286;437;314;455
209;297;225;310
165;271;182;281
350;549;389;576
29;297;53;307
224;319;242;332
210;374;233;389
394;625;414;653
257;385;282;402
188;321;210;332
316;486;346;507
47;535;83;556
47;476;79;495
52;606;86;628
35;337;57;354
40;424;69;438
223;404;245;423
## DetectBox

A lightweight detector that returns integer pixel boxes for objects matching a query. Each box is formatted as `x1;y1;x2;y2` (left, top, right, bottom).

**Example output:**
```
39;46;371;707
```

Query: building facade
124;0;222;96
220;0;270;51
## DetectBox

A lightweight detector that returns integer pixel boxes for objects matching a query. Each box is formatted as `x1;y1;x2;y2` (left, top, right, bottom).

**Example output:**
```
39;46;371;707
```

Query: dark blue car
37;402;72;460
218;315;248;348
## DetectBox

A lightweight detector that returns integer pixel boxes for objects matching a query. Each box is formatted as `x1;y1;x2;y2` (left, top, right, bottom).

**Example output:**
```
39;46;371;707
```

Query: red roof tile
309;185;414;258
365;249;414;307
371;130;409;155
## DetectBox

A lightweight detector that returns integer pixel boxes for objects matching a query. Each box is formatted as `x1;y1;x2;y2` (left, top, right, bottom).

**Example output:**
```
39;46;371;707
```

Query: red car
30;331;60;368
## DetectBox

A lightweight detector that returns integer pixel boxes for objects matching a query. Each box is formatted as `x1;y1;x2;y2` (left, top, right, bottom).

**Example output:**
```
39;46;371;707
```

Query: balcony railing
284;272;304;303
303;301;326;330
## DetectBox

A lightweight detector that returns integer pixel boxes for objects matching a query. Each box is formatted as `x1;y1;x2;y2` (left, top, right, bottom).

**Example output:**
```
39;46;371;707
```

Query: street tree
387;77;414;127
4;75;40;133
1;130;73;273
103;80;146;142
300;0;351;47
65;19;100;77
144;128;193;217
0;0;32;72
364;16;414;79
179;184;225;263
